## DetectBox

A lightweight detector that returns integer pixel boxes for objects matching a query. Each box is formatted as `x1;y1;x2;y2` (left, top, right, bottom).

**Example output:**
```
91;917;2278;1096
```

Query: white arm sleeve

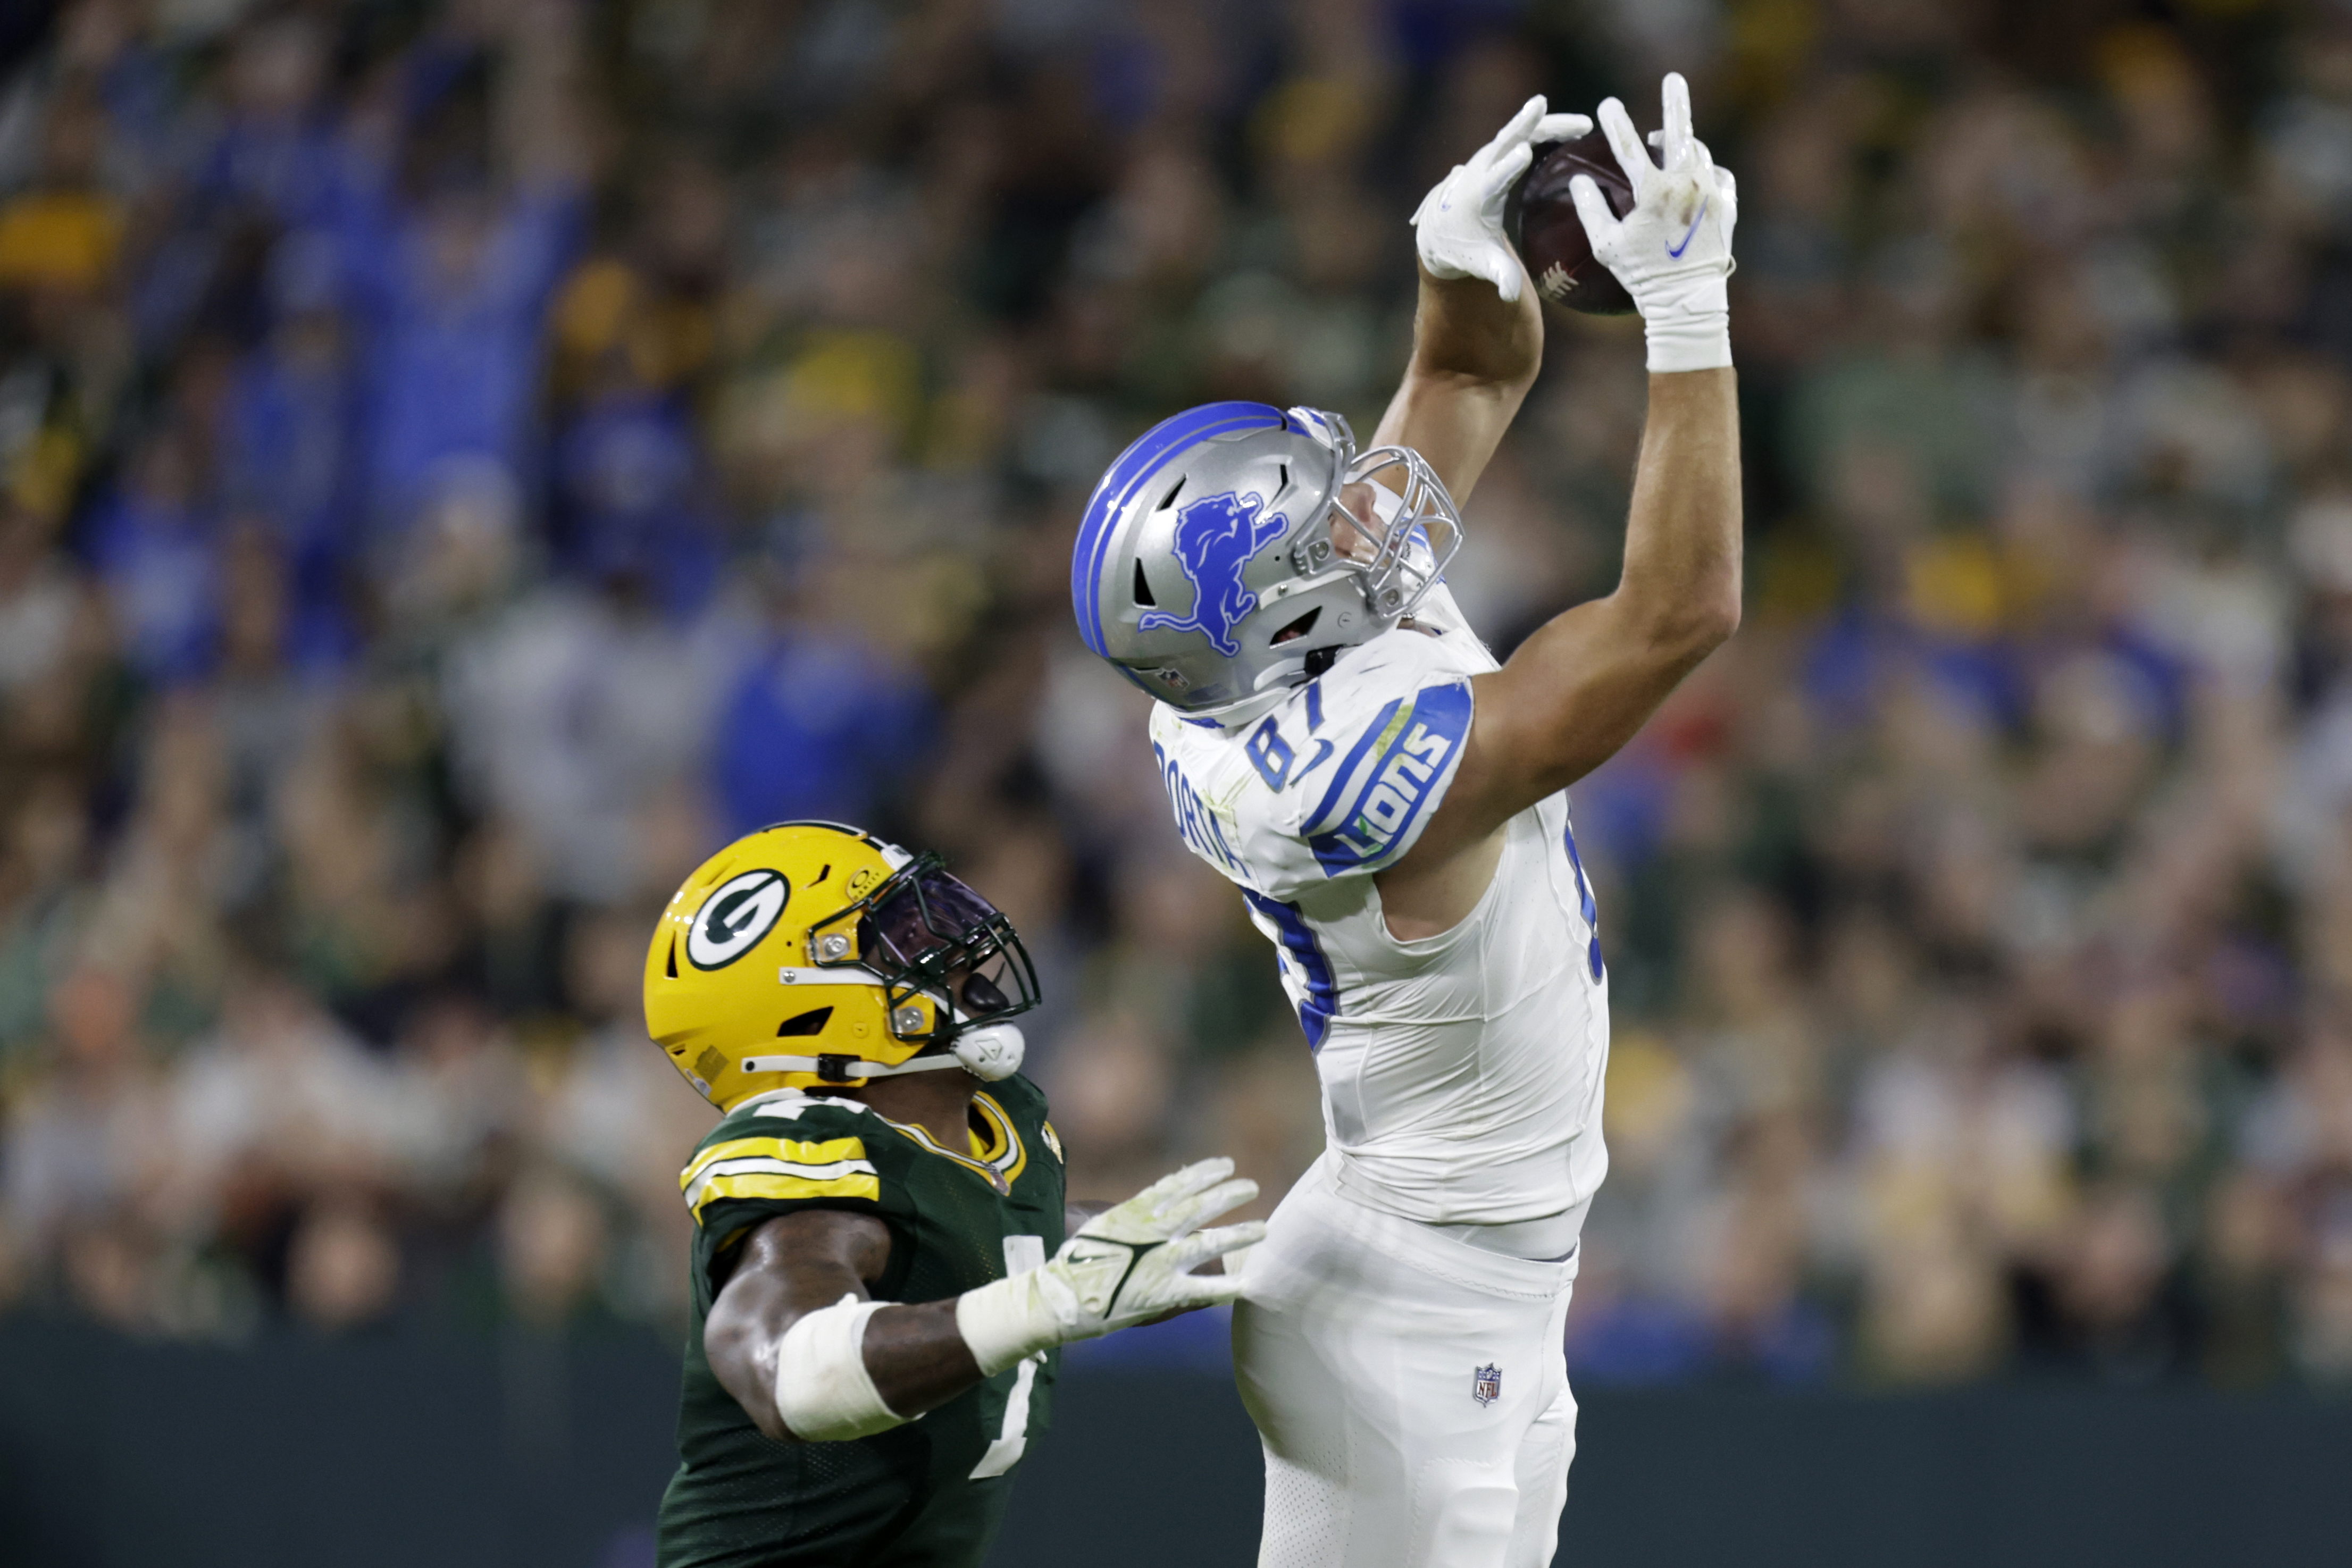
773;1294;903;1441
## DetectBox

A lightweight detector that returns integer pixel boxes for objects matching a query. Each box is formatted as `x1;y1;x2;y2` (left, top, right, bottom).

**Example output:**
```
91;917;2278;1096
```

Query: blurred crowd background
2;0;2351;1393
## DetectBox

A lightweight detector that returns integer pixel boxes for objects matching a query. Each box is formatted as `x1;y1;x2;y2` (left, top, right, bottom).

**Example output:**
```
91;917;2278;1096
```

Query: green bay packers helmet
645;821;1040;1110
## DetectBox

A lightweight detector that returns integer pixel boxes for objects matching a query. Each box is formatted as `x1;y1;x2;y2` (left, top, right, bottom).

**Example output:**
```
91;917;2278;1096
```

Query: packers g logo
688;870;790;969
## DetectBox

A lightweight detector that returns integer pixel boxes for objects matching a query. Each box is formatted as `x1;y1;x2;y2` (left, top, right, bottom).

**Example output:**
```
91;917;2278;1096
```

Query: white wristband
956;1268;1076;1378
774;1295;902;1440
1641;274;1732;374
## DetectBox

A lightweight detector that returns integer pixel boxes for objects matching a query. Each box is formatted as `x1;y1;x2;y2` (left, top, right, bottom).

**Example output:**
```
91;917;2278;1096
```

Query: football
1505;131;1637;315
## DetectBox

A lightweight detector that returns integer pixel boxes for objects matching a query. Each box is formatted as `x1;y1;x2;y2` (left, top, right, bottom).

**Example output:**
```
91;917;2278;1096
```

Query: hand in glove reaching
1571;71;1739;373
1411;95;1595;304
956;1158;1265;1376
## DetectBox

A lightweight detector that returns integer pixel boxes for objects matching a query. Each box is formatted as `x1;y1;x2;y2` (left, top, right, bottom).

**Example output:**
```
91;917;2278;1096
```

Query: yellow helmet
645;821;1040;1110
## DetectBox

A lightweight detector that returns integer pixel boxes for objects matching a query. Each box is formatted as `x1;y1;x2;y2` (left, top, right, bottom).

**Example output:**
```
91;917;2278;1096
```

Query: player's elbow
1685;588;1743;654
1637;588;1740;666
707;1313;802;1442
727;1374;801;1444
742;1373;810;1444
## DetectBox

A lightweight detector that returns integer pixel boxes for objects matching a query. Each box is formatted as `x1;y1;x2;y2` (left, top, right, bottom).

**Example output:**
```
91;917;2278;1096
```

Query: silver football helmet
1070;402;1464;717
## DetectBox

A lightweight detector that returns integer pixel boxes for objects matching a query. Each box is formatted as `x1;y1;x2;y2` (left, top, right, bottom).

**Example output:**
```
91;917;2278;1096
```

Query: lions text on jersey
1146;586;1611;1231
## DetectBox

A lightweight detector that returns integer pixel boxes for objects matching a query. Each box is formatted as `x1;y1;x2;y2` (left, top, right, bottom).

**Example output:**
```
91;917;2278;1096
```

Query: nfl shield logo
1472;1364;1502;1406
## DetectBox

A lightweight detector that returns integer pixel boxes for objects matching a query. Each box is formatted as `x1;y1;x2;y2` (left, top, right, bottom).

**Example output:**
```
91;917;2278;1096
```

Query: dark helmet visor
848;857;1040;1034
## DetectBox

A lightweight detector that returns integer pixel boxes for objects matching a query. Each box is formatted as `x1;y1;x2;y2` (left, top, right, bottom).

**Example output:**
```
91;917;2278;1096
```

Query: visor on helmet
814;854;1040;1043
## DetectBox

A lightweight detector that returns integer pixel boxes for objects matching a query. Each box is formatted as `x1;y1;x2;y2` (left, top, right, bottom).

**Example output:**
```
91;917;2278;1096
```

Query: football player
1068;77;1741;1567
646;821;1263;1567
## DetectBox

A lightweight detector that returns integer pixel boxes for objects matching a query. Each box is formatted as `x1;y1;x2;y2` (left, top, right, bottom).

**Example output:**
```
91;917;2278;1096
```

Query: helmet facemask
809;853;1040;1050
1308;412;1466;627
1229;414;1466;711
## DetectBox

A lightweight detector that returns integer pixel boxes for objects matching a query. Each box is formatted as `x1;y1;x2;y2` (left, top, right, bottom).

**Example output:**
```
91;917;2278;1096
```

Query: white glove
955;1158;1264;1376
1411;95;1594;304
1571;72;1738;373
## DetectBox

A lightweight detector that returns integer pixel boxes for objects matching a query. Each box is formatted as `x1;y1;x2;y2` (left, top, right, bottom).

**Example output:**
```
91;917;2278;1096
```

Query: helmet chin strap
735;1051;968;1079
738;1021;1026;1085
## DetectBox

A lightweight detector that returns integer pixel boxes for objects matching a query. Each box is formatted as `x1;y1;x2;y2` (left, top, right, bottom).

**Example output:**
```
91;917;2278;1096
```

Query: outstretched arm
706;1210;980;1439
1383;74;1743;933
1372;267;1541;508
1442;367;1739;823
704;1160;1262;1443
1375;96;1591;505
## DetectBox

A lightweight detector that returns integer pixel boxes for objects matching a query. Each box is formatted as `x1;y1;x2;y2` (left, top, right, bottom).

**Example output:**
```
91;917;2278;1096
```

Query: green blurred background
5;0;2352;1558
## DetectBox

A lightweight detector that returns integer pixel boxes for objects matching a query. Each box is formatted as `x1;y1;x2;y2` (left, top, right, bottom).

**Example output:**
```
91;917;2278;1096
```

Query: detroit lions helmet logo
1139;490;1288;656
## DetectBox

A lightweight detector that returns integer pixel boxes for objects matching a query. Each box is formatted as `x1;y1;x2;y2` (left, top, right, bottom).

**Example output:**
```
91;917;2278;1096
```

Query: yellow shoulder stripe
680;1135;866;1192
688;1169;880;1221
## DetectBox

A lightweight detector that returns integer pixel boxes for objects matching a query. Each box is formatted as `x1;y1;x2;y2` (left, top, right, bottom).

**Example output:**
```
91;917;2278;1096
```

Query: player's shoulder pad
1234;631;1475;885
679;1092;888;1226
972;1072;1064;1165
1146;629;1478;894
1147;701;1258;884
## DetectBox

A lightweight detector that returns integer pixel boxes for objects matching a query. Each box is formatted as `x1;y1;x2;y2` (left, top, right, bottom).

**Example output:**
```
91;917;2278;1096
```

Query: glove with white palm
1571;72;1739;374
1412;95;1595;304
955;1158;1264;1377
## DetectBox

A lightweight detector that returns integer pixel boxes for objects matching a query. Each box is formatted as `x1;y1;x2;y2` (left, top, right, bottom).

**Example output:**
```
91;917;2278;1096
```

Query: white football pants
1233;1155;1579;1568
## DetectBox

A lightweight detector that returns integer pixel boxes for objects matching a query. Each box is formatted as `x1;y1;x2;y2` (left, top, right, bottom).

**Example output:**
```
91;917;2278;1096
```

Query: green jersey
656;1076;1068;1568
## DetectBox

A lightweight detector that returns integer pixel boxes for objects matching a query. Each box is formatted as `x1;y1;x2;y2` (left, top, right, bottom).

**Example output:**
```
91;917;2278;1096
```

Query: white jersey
1148;588;1610;1230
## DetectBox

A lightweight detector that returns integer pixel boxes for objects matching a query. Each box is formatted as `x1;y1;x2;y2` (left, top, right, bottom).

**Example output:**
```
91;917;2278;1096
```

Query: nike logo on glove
1065;1235;1161;1313
1666;196;1710;258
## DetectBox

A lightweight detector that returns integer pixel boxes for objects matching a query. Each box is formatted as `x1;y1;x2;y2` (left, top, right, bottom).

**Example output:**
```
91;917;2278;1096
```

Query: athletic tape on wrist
956;1270;1071;1378
774;1295;903;1441
1642;278;1733;374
